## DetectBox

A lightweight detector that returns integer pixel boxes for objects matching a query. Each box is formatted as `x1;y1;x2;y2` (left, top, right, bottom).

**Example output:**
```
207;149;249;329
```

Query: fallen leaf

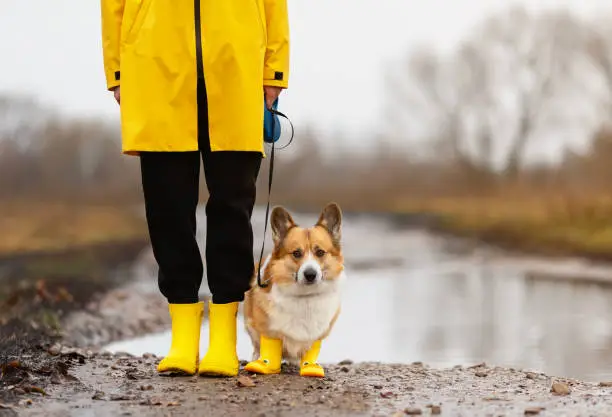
92;391;105;400
166;401;180;406
483;396;505;401
55;287;74;303
2;360;21;370
468;362;486;369
524;406;545;415
380;391;395;399
23;386;47;396
140;398;163;406
236;375;256;388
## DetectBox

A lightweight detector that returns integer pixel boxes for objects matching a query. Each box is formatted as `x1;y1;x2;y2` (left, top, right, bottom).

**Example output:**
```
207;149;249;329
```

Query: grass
0;200;148;257
393;193;612;260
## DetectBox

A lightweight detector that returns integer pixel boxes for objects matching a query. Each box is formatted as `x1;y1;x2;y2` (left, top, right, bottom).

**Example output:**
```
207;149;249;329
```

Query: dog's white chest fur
267;283;340;358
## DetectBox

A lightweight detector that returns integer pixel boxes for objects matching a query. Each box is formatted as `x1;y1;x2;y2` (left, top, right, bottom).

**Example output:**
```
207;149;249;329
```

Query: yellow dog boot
244;335;282;375
157;302;203;375
198;301;239;377
300;340;325;378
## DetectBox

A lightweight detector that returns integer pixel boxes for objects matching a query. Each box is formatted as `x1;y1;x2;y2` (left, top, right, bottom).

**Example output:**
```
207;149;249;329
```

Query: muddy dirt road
15;352;612;417
7;209;612;415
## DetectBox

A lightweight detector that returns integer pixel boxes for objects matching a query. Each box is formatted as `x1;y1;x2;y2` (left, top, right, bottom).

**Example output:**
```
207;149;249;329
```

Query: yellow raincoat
101;0;290;155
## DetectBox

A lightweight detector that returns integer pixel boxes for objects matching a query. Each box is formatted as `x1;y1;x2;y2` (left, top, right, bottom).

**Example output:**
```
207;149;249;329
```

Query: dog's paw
244;359;281;375
299;362;324;378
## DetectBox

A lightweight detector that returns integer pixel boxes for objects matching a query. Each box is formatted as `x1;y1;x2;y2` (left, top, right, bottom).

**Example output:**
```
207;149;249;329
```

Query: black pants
140;145;262;304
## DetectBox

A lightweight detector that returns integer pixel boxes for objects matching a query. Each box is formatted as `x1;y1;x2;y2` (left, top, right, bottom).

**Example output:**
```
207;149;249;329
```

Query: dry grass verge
394;194;612;261
0;200;147;257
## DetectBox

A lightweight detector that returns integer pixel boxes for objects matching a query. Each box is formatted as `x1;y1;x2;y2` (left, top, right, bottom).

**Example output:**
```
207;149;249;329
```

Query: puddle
105;208;612;382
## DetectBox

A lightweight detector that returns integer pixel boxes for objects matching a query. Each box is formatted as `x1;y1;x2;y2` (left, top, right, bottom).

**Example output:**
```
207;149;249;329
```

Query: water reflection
106;208;612;382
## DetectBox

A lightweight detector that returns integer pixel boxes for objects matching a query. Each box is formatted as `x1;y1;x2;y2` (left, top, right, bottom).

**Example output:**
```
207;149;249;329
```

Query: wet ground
108;208;612;382
7;208;612;415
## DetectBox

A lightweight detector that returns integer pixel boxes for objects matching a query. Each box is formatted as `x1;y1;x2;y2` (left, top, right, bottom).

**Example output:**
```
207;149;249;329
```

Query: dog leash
256;106;294;288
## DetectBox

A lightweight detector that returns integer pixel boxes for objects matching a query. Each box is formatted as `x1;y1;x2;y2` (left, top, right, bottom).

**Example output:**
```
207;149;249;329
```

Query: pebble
404;408;422;415
338;359;353;365
599;381;612;387
551;382;570;396
47;344;61;356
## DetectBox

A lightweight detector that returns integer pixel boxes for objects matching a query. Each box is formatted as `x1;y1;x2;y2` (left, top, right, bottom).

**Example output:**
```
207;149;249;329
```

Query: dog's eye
292;249;303;259
315;249;326;258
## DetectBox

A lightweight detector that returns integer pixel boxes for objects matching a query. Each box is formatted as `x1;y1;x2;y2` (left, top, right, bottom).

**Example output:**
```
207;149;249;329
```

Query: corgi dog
243;203;345;378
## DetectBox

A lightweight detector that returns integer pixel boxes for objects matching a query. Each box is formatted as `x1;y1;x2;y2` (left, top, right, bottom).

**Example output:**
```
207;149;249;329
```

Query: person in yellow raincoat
101;0;289;377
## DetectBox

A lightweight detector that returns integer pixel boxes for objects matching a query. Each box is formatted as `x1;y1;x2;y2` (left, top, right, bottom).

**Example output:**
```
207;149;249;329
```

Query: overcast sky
1;0;611;143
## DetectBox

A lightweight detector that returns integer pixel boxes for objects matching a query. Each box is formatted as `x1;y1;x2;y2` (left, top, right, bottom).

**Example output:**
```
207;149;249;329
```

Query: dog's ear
316;202;342;245
271;206;296;245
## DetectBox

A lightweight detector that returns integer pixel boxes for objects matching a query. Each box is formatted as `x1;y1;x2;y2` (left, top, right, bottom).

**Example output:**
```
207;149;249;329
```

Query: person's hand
112;86;121;105
264;86;282;110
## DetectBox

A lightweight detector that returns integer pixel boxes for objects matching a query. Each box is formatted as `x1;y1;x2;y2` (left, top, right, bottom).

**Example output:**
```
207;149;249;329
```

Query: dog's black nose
303;268;318;283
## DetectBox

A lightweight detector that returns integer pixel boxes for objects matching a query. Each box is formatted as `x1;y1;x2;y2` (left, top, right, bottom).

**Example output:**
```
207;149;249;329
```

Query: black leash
256;107;294;288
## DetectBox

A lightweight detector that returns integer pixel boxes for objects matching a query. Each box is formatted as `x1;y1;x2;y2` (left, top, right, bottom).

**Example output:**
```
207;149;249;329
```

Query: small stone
338;359;353;365
599;381;612;387
430;405;441;415
475;371;488;378
524;406;545;415
551;382;570;396
373;384;383;389
404;408;422;415
110;394;133;401
143;353;156;359
140;385;154;391
526;372;538;380
48;345;61;356
340;366;350;373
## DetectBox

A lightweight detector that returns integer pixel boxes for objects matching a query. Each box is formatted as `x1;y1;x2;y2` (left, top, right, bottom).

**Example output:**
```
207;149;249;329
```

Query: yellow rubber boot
244;335;282;375
198;301;239;377
300;340;325;378
157;302;204;375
